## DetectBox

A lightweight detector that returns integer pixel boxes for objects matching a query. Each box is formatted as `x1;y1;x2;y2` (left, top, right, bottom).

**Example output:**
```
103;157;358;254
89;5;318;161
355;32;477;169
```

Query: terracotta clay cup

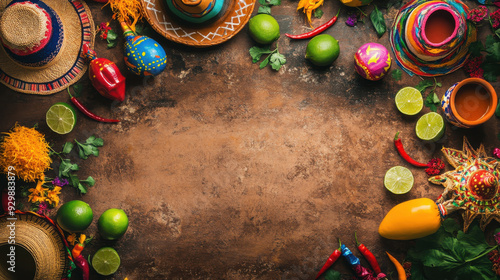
441;78;498;128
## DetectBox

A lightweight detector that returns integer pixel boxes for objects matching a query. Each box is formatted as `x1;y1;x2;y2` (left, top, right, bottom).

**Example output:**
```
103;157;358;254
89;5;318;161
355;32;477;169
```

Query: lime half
384;166;414;194
92;247;121;276
46;102;76;134
415;112;445;142
395;87;423;115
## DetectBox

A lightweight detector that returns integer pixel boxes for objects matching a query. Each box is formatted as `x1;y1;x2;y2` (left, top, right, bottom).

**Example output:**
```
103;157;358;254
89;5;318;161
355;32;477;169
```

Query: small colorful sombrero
390;0;476;76
0;0;95;95
140;0;255;47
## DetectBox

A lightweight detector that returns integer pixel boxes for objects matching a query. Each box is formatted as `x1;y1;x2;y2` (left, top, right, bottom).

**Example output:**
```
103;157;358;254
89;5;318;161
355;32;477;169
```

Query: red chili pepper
74;254;90;280
285;9;340;39
315;240;341;279
394;132;445;176
355;232;384;276
67;89;120;123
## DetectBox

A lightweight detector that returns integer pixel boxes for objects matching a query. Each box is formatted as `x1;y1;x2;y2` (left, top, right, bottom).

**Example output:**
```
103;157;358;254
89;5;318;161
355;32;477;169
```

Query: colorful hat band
166;0;224;23
0;0;64;68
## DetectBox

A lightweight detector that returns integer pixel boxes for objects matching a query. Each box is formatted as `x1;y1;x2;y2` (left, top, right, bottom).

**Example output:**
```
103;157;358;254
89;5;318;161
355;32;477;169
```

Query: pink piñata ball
354;43;391;81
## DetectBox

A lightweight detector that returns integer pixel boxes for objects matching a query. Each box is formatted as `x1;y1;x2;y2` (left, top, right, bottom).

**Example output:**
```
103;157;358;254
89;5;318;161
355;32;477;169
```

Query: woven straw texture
0;2;49;51
0;212;68;279
0;0;95;95
141;0;255;47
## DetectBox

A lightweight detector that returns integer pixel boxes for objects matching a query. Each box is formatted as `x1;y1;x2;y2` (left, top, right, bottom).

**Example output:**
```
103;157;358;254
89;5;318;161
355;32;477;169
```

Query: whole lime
248;14;280;44
56;200;93;233
305;34;340;67
98;208;129;240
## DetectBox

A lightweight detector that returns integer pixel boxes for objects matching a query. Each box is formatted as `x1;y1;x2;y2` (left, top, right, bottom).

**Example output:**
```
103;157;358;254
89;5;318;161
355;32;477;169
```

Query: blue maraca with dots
120;21;167;76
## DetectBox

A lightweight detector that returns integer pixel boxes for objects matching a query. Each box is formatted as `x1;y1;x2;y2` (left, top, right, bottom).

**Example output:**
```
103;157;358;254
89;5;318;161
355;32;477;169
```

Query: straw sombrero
140;0;255;47
0;0;95;95
0;211;72;279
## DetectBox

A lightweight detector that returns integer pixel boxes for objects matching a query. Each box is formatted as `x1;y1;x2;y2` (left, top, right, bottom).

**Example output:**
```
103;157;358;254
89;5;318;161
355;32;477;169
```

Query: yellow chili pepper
386;252;407;280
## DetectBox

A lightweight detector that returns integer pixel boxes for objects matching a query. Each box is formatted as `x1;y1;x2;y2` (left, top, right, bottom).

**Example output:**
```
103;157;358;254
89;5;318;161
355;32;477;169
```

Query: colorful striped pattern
0;0;92;94
390;0;476;76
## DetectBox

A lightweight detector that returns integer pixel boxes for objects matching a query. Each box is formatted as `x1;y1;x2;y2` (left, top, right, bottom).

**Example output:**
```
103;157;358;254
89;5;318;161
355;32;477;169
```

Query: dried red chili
394;132;445;176
355;232;384;277
285;9;340;39
315;240;341;279
67;89;120;123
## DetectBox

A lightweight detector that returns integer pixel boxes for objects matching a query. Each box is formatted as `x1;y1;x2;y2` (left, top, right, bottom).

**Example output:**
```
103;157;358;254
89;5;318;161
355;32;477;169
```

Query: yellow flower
28;181;48;203
46;186;62;207
67;233;77;246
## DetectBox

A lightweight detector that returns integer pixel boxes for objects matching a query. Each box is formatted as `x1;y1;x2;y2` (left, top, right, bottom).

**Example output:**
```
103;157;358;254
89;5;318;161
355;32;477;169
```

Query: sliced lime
384;166;414;194
395;87;423;115
415;112;445;142
92;247;121;276
46;102;76;134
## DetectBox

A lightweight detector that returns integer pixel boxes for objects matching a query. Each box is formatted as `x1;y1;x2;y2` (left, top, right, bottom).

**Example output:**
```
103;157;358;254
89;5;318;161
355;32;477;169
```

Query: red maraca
83;44;126;102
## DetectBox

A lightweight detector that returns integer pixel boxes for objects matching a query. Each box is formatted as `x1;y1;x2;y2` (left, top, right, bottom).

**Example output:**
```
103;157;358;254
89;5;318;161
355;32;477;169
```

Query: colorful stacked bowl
390;0;476;76
166;0;224;24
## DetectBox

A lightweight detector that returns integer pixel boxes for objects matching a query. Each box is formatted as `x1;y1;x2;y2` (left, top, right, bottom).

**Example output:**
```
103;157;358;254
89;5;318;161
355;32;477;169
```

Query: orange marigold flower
28;180;49;203
46;186;62;207
0;125;52;182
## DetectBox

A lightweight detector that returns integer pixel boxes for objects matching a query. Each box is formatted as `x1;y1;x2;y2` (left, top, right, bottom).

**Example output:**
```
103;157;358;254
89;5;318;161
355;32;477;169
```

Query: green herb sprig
415;78;442;112
249;45;286;71
370;5;386;37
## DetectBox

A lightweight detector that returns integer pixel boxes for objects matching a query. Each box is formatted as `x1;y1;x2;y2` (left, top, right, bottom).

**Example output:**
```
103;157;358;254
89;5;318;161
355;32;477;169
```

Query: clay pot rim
421;6;459;48
450;77;498;126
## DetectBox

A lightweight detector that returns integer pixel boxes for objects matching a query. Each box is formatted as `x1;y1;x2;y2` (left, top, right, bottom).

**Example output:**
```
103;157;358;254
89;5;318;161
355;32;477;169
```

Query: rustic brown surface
0;0;499;279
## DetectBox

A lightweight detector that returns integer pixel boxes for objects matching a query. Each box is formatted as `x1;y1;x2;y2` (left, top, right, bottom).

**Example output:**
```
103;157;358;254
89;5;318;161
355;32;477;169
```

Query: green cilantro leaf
424;91;440;112
260;55;271;69
107;40;118;49
324;269;341;280
85;136;104;147
482;62;500;82
59;159;79;178
468;41;484;57
249;46;273;63
62;142;74;154
267;0;281;6
80;176;95;187
391;69;402;81
69;174;80;188
314;8;324;19
258;6;271;14
485;42;500;62
106;29;118;41
269;52;286;71
486;35;497;47
415;79;434;92
78;183;88;194
370;5;386;38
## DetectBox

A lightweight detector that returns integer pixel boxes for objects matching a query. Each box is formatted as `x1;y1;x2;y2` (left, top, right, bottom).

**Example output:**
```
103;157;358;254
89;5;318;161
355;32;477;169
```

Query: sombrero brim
390;0;476;77
141;0;255;47
0;0;95;95
0;212;70;279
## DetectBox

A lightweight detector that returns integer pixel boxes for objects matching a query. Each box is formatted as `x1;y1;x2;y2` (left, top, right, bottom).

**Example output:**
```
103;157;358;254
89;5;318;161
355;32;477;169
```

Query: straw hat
0;212;70;279
141;0;255;47
0;0;95;95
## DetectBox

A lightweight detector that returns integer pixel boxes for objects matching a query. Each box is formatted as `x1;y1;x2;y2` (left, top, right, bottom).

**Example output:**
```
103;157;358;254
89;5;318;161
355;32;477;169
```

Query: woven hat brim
0;212;69;279
0;0;95;95
141;0;255;47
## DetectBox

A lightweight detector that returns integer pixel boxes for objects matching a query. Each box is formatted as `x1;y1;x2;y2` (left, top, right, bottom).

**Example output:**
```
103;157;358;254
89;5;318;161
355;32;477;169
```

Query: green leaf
86;136;104;147
415;79;434;92
80;176;95;187
59;159;79;177
482;62;500;82
249;46;272;63
269;52;286;71
258;6;271;14
69;174;80;188
314;8;324;19
424;92;440;112
260;54;271;69
77;183;87;194
496;101;500;118
62;142;74;154
442;218;460;234
370;5;386;38
258;0;268;5
324;269;341;280
267;0;281;6
107;29;118;41
107;40;117;49
391;69;402;81
468;40;484;57
486;35;497;47
485;42;500;62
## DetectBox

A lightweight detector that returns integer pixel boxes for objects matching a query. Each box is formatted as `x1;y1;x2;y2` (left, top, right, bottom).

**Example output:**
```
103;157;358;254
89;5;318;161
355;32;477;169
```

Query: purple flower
52;177;69;187
467;5;488;24
346;14;357;27
36;201;49;215
494;148;500;159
